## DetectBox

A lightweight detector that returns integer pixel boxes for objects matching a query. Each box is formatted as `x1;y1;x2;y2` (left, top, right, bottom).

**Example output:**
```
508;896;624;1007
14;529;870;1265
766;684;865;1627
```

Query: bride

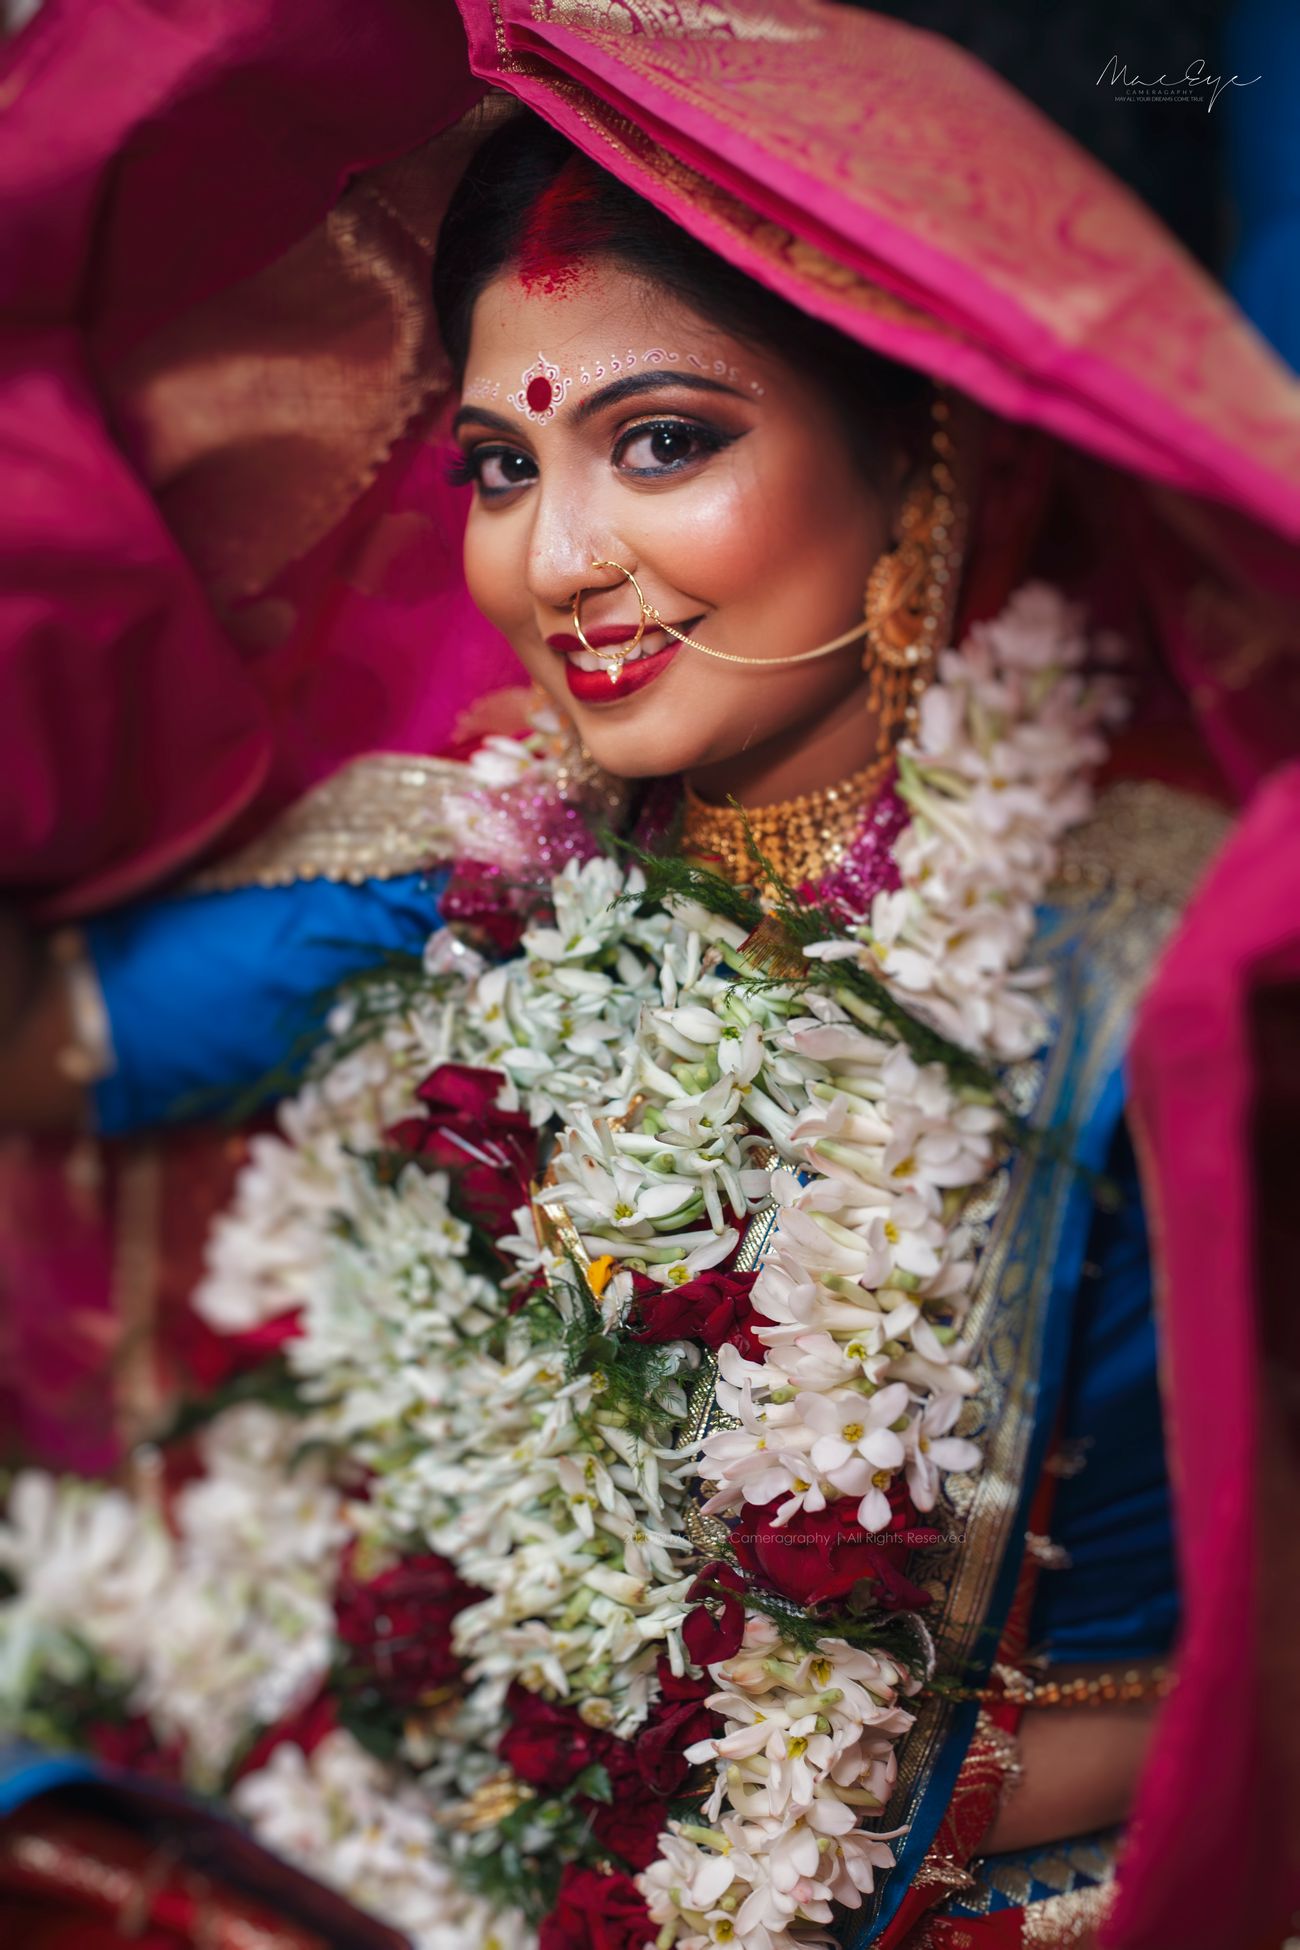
1;4;1298;1949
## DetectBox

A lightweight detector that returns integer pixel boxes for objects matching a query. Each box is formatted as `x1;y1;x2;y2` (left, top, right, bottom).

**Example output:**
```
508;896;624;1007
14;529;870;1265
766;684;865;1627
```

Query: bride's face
455;261;892;784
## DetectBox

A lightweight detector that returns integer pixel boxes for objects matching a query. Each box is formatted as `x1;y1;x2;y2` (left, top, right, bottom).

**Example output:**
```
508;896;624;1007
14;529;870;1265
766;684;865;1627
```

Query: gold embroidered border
882;887;1170;1831
187;753;469;891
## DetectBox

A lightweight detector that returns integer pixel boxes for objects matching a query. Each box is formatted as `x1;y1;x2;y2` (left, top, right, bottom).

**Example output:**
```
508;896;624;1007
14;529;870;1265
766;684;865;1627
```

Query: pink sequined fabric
438;756;618;947
811;777;907;918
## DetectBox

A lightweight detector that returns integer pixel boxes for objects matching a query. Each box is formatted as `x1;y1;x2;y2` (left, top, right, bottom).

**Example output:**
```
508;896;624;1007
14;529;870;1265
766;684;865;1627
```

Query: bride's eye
447;445;537;498
614;418;730;477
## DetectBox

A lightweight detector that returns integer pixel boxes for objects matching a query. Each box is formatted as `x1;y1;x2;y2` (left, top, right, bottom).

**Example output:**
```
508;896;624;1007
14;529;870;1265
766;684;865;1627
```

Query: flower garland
0;586;1120;1950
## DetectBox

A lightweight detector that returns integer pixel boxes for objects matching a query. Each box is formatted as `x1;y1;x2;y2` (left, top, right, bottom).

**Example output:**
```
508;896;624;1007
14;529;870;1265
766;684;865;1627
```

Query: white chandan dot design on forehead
471;350;767;422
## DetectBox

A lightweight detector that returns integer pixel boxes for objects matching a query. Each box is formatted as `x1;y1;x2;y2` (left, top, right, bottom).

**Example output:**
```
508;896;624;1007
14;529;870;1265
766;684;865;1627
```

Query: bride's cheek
664;432;822;598
645;473;760;594
463;517;521;635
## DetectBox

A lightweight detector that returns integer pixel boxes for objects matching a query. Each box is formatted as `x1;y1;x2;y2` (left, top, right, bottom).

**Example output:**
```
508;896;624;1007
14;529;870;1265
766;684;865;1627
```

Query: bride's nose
524;483;626;616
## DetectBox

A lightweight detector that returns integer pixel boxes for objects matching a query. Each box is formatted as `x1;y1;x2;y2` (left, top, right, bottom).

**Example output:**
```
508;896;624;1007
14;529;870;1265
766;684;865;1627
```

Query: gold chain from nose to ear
642;601;871;666
679;751;893;896
573;562;871;678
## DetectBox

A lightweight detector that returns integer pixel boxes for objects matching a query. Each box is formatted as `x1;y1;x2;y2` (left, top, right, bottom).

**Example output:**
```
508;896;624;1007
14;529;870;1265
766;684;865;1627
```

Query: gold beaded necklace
679;751;893;897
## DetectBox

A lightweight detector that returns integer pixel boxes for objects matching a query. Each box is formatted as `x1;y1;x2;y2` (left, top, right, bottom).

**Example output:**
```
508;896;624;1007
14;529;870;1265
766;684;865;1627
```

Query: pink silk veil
2;1;1299;1943
1126;767;1300;1950
0;0;523;918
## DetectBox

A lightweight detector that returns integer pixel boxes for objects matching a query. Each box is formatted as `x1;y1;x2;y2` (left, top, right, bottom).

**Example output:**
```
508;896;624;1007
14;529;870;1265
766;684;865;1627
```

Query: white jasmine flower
0;1474;171;1705
798;1382;909;1517
903;1394;982;1511
234;1732;530;1950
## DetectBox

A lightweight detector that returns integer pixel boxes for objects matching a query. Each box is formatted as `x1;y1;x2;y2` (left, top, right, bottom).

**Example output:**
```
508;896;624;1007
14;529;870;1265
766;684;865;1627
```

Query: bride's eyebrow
451;404;523;438
572;371;743;423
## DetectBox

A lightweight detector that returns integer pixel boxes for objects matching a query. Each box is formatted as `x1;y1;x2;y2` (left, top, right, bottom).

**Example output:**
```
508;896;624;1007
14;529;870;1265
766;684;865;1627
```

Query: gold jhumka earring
862;390;965;761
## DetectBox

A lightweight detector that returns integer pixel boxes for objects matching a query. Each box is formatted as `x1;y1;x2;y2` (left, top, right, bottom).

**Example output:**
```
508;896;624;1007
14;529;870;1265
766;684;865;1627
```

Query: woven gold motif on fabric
1020;1877;1117;1944
945;1829;1123;1922
1053;779;1232;909
526;74;971;364
543;0;816;39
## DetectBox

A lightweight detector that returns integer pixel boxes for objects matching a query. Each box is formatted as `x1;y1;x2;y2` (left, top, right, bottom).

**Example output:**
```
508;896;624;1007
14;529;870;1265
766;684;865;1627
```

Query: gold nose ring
571;560;649;668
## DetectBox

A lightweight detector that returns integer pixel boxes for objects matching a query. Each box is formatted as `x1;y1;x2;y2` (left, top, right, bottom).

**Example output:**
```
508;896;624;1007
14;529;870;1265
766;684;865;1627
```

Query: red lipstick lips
563;646;678;702
545;625;645;652
545;617;701;704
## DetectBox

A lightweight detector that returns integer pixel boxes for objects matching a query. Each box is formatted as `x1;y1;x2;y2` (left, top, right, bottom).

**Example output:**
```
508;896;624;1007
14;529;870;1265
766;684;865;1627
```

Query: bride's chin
542;651;752;780
571;700;716;782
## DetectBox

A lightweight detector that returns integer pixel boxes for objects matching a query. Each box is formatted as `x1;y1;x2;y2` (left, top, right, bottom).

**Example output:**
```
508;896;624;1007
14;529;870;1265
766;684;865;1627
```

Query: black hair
432;111;931;489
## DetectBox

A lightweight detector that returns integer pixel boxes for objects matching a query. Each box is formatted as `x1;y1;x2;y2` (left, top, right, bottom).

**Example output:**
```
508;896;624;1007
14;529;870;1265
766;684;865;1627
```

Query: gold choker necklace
679;753;893;896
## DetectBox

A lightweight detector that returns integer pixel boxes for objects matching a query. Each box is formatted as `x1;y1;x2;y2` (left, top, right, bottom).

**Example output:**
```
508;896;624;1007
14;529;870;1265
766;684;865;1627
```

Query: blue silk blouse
88;871;450;1135
1027;1126;1180;1666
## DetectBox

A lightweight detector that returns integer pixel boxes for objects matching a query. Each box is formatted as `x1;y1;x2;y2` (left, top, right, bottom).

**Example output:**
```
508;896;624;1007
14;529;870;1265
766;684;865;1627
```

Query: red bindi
510;357;571;422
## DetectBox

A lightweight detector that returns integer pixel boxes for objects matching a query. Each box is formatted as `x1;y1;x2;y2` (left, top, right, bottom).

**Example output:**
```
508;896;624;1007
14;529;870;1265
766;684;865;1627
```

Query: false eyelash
618;415;723;443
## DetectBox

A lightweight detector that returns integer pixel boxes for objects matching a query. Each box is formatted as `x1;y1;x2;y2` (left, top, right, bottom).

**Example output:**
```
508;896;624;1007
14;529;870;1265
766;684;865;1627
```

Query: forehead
464;263;740;373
